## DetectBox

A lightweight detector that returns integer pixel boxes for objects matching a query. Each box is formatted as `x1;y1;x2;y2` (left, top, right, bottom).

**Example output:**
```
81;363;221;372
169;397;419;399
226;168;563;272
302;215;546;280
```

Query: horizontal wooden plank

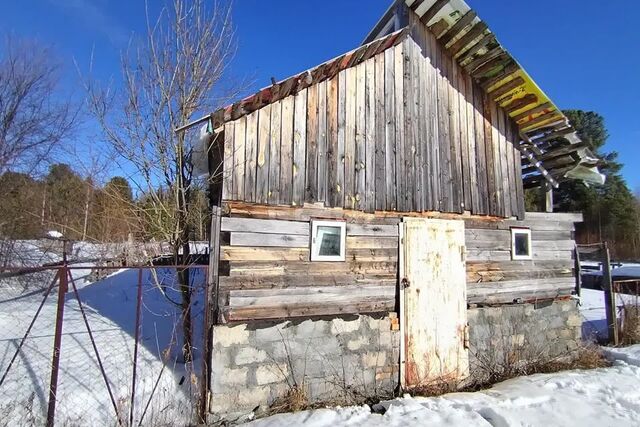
225;298;396;321
230;232;309;248
346;223;399;236
467;277;574;304
229;260;397;276
467;264;573;283
221;246;310;261
346;236;398;249
224;284;396;320
524;212;583;223
220;274;396;290
222;217;309;235
221;246;398;262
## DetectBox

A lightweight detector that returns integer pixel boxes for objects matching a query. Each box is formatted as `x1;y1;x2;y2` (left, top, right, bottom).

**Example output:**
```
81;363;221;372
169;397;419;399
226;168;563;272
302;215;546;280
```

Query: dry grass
621;304;640;345
267;386;310;415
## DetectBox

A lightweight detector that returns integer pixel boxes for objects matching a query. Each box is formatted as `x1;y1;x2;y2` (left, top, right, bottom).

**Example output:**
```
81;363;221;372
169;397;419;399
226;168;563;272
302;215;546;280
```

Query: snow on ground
0;265;206;426
580;288;638;341
246;345;640;427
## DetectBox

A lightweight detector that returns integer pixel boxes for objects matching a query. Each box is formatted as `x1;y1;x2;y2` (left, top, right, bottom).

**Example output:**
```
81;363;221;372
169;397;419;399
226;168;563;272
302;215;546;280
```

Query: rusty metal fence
0;262;210;426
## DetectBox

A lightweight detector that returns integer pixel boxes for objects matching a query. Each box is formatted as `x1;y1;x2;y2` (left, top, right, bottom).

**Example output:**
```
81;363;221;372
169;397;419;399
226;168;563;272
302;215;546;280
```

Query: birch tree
84;0;237;361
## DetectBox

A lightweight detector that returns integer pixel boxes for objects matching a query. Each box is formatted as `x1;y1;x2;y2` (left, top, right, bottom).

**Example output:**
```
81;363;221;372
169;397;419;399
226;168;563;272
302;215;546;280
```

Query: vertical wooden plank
384;48;397;211
256;105;271;204
394;43;406;211
508;121;519;218
410;37;422;212
244;111;258;202
232;116;246;201
513;122;525;219
317;80;328;203
458;71;471;212
490;101;503;216
437;37;452;212
222;121;234;200
427;31;440;212
465;75;479;214
448;60;463;213
327;75;341;207
306;84;318;203
374;53;386;211
336;71;347;208
507;123;518;217
365;58;376;213
504;113;515;218
403;39;416;212
497;108;511;218
415;25;429;212
280;96;294;204
473;85;487;215
355;62;366;211
268;100;282;204
345;66;357;209
292;88;307;206
482;94;495;215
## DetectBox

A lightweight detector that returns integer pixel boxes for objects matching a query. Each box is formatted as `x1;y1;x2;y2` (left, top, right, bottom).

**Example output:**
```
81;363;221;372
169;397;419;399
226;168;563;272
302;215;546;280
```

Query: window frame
510;227;533;261
310;220;347;262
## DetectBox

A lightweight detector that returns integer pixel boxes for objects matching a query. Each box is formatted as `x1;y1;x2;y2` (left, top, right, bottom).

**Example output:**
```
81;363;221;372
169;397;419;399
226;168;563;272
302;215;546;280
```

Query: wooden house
202;0;598;420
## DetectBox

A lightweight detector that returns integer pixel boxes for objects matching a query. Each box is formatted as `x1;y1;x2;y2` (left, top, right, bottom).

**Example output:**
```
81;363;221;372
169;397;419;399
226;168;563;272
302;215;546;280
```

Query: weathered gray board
216;208;580;322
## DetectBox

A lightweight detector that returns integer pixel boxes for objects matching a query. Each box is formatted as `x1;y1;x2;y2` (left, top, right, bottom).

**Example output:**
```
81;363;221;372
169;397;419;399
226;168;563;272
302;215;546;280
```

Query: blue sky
1;1;638;189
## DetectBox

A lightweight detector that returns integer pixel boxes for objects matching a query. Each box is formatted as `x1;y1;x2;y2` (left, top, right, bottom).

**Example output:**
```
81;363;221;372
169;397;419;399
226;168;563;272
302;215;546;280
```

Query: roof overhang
404;0;604;188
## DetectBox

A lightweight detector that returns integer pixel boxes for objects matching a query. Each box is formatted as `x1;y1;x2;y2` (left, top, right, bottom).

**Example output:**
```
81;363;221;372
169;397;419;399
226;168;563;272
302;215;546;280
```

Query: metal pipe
174;115;211;134
46;257;68;427
129;267;144;426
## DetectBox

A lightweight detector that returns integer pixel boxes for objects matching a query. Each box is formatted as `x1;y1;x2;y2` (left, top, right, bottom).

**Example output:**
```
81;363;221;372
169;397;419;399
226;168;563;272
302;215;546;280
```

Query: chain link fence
0;259;209;426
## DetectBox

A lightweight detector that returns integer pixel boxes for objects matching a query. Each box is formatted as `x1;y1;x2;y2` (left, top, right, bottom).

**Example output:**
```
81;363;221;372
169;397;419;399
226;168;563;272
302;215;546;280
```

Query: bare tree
84;0;237;362
0;37;78;174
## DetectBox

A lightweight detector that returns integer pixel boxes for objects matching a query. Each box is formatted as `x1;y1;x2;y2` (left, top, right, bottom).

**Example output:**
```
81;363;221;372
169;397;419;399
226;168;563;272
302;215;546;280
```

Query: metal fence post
46;261;68;427
602;242;618;345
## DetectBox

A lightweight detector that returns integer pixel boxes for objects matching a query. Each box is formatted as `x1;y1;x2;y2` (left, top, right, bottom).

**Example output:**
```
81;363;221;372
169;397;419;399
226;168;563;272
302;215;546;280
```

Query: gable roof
402;0;603;187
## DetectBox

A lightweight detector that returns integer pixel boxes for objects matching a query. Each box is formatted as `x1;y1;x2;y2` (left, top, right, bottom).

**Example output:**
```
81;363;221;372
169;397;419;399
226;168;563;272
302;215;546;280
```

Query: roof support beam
519;132;559;189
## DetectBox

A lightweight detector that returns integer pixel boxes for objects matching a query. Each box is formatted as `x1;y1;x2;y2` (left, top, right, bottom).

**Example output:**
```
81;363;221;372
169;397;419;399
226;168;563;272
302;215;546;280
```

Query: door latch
401;277;410;289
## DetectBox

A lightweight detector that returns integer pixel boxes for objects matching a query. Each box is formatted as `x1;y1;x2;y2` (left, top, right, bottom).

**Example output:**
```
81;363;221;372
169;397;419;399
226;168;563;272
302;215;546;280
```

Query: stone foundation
208;299;582;421
467;299;582;380
209;314;400;422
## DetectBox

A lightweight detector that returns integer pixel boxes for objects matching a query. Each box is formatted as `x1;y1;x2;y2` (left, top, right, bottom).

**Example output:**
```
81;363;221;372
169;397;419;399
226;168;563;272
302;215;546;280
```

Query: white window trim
310;220;346;262
511;227;532;260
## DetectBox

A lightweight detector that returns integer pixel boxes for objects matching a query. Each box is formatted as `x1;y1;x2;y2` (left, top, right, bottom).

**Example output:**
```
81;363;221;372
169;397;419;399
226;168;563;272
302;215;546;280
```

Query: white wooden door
402;218;468;387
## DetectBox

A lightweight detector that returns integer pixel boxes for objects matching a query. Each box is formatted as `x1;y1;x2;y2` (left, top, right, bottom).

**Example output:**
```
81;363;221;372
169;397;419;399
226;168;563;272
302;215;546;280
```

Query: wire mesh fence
0;262;209;426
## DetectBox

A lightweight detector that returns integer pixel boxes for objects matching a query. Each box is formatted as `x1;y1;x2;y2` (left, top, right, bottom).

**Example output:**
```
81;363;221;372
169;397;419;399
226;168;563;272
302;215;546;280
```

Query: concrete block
330;317;362;335
255;322;291;343
256;363;289;385
362;351;387;368
237;386;271;407
378;332;393;348
295;319;327;337
235;346;268;365
567;314;582;327
213;324;250;347
220;367;249;387
347;336;368;351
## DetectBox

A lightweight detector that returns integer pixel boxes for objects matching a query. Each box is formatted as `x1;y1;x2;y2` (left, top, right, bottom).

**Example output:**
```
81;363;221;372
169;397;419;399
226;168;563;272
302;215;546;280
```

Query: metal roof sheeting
405;0;604;187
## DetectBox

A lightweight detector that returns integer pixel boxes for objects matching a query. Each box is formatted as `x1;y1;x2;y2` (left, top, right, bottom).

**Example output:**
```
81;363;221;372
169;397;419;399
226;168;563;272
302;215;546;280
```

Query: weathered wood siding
218;215;398;321
215;203;578;321
220;30;525;218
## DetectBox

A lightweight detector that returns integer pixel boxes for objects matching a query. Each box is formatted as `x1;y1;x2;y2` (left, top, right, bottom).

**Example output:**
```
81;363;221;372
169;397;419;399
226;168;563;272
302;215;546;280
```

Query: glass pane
317;226;342;256
514;233;529;256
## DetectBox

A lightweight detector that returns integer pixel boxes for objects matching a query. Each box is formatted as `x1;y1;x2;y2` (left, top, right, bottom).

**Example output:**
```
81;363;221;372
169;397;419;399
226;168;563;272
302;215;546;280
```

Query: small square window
511;227;532;260
311;220;346;261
